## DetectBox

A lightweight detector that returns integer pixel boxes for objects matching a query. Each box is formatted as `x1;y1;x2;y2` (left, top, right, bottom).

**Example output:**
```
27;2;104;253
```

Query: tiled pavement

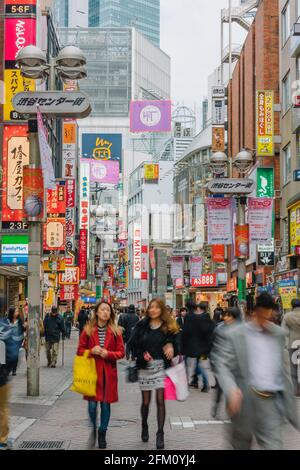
8;332;300;450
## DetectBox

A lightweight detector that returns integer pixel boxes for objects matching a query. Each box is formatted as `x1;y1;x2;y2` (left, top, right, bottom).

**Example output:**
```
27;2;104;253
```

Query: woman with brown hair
77;301;124;449
128;298;180;449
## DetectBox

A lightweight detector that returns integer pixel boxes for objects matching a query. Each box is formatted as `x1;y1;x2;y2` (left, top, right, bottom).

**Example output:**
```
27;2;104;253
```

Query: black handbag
126;362;138;383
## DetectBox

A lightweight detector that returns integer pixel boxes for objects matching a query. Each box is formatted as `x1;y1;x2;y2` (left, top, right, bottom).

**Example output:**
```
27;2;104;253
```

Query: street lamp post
16;45;87;397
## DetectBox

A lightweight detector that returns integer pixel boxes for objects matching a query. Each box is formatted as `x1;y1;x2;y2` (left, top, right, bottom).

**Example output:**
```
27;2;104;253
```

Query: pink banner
190;257;202;280
5;18;36;61
171;257;184;279
248;198;273;243
207;198;233;245
82;160;120;184
66;179;75;208
130;100;171;133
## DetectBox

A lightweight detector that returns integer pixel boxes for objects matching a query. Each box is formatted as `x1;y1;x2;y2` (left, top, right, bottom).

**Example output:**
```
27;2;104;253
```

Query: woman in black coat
128;298;180;450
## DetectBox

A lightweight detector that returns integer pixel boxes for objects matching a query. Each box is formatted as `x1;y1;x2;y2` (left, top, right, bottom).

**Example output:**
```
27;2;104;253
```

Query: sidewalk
8;333;300;450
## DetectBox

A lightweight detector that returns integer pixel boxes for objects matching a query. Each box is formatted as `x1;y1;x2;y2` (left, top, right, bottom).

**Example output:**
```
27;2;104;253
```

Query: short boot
98;430;107;449
141;423;149;442
156;430;164;450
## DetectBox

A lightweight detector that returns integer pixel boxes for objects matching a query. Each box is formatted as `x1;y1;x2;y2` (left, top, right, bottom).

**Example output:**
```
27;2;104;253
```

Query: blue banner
82;134;122;168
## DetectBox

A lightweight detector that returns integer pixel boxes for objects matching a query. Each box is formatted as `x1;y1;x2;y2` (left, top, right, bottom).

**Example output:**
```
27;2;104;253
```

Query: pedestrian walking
77;301;124;449
0;318;13;450
63;306;74;339
44;306;65;368
213;293;299;450
210;307;241;419
213;304;224;325
176;307;187;330
118;304;139;359
128;298;180;450
5;307;25;376
281;298;300;397
77;308;89;336
181;301;215;392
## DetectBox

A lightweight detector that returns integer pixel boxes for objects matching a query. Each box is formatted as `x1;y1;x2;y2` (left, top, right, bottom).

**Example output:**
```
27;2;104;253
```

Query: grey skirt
138;359;166;391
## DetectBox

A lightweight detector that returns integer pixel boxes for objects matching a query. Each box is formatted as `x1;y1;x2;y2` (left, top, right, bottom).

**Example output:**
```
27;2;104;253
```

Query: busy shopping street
1;0;300;455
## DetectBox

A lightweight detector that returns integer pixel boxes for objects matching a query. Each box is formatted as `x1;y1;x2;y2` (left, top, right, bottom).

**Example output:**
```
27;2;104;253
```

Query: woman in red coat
77;301;124;449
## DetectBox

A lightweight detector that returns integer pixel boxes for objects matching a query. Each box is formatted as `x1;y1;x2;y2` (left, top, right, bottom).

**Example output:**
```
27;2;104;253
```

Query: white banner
37;108;56;190
133;223;142;280
207;198;233;245
248;198;273;244
171;257;184;279
190;257;202;280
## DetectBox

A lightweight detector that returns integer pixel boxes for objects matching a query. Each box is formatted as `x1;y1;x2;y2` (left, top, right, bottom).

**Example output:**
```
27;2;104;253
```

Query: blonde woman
128;298;180;449
77;301;124;449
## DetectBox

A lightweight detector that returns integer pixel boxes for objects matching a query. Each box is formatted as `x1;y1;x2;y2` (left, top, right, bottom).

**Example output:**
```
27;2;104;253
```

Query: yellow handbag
70;350;97;397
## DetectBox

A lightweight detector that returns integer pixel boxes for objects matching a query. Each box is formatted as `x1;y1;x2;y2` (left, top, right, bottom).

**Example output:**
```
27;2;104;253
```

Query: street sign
212;86;226;98
12;91;92;118
208;178;255;194
258;251;274;266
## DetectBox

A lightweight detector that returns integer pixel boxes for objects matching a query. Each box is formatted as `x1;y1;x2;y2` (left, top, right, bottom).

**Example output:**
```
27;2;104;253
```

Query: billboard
144;164;159;183
256;90;274;157
2;125;29;222
1;234;28;264
87;160;120;184
130;100;171;133
248;198;274;244
82;133;122;162
23;166;44;221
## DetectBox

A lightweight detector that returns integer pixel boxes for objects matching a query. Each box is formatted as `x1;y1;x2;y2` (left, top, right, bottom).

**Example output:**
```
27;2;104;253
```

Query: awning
0;266;27;279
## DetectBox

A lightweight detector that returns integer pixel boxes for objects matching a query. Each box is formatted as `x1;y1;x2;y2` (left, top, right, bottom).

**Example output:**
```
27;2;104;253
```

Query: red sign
60;284;79;301
227;277;237;292
175;278;184;289
23;166;44;221
43;218;66;254
191;274;217;288
141;245;148;280
212;245;225;263
46;182;66;216
5;18;36;63
235;225;249;258
79;229;88;280
2;125;29;222
149;249;156;270
66;179;75;208
59;267;80;285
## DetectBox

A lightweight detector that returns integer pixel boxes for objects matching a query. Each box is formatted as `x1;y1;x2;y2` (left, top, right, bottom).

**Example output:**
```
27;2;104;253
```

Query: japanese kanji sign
2;125;29;221
208;178;255;194
256;90;274;157
248;198;274;244
43;218;66;254
4;69;35;121
13;91;91;118
60;284;79;301
46;181;66;217
58;267;80;285
79;229;88;280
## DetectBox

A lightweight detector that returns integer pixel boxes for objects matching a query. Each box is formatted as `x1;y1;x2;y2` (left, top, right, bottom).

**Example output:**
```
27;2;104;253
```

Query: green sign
238;278;246;302
256;168;274;198
96;285;103;299
2;235;28;245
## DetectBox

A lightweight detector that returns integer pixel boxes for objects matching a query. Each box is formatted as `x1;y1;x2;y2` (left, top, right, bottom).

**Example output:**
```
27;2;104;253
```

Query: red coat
77;326;125;403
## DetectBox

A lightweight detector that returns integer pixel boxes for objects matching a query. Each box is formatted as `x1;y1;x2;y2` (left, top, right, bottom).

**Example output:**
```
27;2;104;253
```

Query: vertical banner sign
37;109;56;190
190;257;202;280
62;121;77;179
79;229;88;280
211;245;225;263
23;166;44;221
212;126;225;152
248;198;274;243
133;224;142;280
141;245;148;281
2;125;29;221
79;162;90;231
235;225;249;259
256;168;274;198
289;201;300;254
171;257;184;279
207;198;233;245
60;285;79;302
256;91;274;157
43;182;66;255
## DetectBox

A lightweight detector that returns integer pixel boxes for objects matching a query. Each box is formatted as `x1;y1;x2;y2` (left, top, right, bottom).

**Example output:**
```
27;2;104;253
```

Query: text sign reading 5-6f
12;92;91;118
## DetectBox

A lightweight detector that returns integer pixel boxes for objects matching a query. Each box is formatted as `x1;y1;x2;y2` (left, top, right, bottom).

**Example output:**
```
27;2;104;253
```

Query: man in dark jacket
118;305;139;359
182;302;215;392
44;307;65;368
213;304;224;325
77;308;89;336
176;307;187;330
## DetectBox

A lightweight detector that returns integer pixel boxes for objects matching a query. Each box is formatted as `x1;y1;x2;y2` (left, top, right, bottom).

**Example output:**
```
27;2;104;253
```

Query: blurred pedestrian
77;301;124;449
77;308;89;335
213;304;224;325
213;293;299;449
118;304;139;359
176;307;187;330
63;305;74;339
0;318;13;450
44;307;65;368
210;307;241;418
128;298;180;449
282;298;300;397
182;301;215;392
5;307;25;376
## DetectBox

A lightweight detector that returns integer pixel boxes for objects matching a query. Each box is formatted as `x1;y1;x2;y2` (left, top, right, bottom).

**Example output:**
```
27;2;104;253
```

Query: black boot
141;424;149;442
156;430;164;450
98;430;107;449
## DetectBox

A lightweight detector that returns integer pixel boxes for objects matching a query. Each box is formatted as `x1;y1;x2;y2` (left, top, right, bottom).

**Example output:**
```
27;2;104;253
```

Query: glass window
282;72;291;113
298;0;300;19
283;144;292;184
282;2;290;45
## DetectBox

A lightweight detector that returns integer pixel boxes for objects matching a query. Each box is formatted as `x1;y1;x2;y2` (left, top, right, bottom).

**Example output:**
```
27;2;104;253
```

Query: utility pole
237;196;247;316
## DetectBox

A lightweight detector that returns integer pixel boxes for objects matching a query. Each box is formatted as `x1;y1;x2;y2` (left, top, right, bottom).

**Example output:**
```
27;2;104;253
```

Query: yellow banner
144;164;159;181
4;69;35;121
289;201;300;250
256;90;274;157
279;287;297;310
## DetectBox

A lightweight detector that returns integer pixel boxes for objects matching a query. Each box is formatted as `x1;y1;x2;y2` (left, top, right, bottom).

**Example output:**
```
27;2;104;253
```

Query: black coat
181;312;215;358
118;312;139;344
77;309;89;333
128;317;180;369
44;314;65;343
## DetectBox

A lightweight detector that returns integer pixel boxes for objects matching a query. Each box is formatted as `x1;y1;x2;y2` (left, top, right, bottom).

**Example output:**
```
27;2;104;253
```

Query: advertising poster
37;109;56;190
2;125;29;221
279;286;297;310
144;164;159;183
133;224;142;280
66;208;75;257
190;257;202;280
256;91;274;157
248;198;273;243
171;257;184;279
130;100;171;133
23;166;44;221
289;201;300;253
212;126;225;152
141;245;148;281
211;245;225;263
235;225;249;259
82;133;122;163
88;160;120;185
79;229;88;280
207;198;233;245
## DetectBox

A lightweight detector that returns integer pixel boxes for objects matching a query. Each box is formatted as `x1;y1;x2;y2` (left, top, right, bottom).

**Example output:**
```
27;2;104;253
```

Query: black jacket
213;308;224;325
128;317;180;369
77;309;89;333
44;314;65;343
181;312;215;358
118;311;139;344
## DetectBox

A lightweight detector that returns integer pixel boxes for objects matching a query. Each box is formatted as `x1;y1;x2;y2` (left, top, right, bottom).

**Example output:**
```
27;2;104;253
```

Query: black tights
141;389;165;432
